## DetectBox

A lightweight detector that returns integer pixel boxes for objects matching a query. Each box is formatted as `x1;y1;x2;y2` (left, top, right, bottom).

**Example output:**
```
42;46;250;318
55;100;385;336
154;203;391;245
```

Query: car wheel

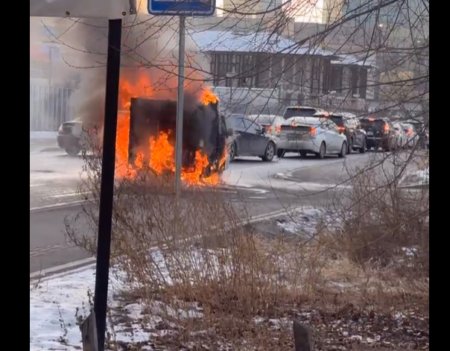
338;142;347;158
359;138;366;153
229;142;236;161
262;142;275;162
300;151;308;158
277;148;285;158
316;142;326;159
65;145;81;156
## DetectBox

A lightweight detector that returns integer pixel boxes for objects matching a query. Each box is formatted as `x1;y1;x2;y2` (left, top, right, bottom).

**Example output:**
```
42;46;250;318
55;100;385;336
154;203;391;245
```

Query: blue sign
149;0;215;16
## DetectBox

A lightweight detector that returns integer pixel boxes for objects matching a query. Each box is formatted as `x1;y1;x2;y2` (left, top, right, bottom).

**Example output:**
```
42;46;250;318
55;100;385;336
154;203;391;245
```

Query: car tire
338;142;347;158
65;145;81;156
359;138;366;153
300;151;308;158
229;142;236;161
316;142;326;159
262;142;275;162
277;149;285;158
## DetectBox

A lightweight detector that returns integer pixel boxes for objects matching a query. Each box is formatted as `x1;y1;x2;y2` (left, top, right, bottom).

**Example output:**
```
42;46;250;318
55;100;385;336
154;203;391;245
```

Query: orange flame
149;132;175;175
199;88;219;105
115;72;221;186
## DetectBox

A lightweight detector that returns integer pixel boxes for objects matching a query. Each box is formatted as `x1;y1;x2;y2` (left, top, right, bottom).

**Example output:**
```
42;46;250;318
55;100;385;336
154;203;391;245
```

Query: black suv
328;113;367;154
360;117;396;151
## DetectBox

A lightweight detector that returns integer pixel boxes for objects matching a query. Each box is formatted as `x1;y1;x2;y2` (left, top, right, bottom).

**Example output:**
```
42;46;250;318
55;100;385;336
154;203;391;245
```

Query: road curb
30;257;95;282
30;199;89;213
30;205;313;281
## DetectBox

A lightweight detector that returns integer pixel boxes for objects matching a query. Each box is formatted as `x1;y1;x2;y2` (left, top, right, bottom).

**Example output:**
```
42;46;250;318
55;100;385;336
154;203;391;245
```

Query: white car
392;122;407;148
277;116;348;159
400;123;417;148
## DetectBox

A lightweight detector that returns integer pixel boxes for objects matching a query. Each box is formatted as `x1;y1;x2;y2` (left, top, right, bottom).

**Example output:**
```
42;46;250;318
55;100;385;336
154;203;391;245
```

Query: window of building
330;65;343;93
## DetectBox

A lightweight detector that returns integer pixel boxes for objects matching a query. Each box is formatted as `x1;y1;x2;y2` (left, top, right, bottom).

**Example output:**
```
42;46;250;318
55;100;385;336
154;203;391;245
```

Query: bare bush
322;152;429;274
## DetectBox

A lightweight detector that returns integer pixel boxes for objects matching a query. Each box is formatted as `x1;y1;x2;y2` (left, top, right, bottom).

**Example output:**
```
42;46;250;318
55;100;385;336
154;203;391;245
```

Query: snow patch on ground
275;207;341;238
30;268;97;350
30;266;153;350
400;168;429;187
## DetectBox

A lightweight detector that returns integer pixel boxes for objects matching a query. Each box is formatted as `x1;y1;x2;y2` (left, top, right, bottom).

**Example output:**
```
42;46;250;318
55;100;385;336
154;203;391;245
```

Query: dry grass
65;143;429;349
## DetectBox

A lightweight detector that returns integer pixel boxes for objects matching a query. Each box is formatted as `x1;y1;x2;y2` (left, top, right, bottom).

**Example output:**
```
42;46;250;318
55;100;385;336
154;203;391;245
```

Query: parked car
323;112;367;154
227;114;278;162
359;117;396;151
400;122;417;148
283;106;327;119
392;122;407;149
406;120;428;149
277;116;348;159
247;114;284;138
57;119;89;156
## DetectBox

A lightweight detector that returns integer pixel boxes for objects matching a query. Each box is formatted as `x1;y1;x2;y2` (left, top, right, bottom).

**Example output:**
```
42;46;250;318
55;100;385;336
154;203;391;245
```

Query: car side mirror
255;126;263;134
227;128;234;137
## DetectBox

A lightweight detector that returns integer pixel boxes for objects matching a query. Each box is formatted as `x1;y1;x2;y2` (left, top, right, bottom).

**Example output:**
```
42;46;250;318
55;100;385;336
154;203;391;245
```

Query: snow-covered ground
31;265;155;350
30;266;98;350
30;203;330;350
275;207;341;238
400;167;429;187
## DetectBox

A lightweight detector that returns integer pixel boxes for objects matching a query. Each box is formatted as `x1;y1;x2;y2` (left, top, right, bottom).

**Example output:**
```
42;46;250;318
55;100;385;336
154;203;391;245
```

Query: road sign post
93;18;122;351
31;3;132;351
175;15;186;198
148;0;216;198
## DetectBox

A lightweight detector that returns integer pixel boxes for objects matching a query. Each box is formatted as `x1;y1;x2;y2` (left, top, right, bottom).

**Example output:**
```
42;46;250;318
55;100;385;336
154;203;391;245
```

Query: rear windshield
330;116;344;127
284;108;317;119
360;119;386;129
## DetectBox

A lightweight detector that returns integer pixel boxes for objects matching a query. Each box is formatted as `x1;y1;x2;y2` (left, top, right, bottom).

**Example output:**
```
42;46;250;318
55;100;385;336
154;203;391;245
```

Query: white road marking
30;199;88;213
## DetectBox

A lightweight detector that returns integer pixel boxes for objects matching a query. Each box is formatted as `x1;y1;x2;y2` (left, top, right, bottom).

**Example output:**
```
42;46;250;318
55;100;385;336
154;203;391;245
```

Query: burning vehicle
126;94;231;183
61;66;230;185
112;73;232;186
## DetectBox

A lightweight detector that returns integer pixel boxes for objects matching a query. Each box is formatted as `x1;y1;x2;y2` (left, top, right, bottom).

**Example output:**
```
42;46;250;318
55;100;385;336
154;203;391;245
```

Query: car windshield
284;108;317;119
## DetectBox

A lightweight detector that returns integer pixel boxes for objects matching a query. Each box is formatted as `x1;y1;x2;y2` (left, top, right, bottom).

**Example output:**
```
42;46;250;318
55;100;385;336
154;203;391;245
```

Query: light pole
226;72;235;112
374;23;384;105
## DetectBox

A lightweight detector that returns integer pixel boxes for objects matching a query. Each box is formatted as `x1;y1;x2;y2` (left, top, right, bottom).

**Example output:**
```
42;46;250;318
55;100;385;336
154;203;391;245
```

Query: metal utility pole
174;15;186;198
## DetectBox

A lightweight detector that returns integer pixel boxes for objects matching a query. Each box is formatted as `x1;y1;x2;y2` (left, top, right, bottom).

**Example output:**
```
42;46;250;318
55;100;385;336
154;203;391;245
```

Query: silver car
277;117;348;159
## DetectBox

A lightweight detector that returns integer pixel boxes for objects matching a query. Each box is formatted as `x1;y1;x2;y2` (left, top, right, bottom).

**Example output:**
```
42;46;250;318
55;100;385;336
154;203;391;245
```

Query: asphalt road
30;138;421;275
